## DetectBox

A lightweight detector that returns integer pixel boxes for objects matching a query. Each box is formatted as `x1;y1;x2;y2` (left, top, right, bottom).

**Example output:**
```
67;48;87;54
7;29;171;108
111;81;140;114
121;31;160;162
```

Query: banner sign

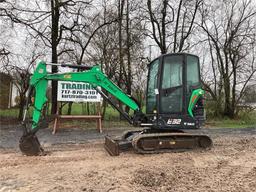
57;81;101;102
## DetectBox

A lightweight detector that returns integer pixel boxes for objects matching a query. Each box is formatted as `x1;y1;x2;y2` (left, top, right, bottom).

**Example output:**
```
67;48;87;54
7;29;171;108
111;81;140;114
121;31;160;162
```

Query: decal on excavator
64;74;72;79
167;118;181;125
38;68;44;74
184;122;195;126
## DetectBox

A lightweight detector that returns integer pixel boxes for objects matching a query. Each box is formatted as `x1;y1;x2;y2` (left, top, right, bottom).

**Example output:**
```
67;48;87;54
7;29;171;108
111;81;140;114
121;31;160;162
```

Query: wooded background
0;0;255;120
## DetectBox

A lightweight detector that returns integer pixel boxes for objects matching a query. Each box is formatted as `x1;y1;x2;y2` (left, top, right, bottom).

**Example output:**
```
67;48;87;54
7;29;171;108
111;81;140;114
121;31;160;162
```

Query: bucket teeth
19;134;45;156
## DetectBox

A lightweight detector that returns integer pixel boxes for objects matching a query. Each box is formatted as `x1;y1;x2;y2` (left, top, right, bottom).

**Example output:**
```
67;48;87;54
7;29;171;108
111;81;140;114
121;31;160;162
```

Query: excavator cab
105;53;211;156
145;53;205;129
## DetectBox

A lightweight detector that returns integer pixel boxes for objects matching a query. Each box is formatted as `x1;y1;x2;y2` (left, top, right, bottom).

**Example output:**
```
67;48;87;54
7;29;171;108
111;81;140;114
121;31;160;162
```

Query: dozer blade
19;134;45;156
104;135;133;156
104;136;120;156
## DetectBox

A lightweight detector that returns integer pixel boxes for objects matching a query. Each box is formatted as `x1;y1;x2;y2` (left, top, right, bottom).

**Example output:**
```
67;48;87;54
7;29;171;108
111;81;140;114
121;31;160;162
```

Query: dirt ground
0;125;255;192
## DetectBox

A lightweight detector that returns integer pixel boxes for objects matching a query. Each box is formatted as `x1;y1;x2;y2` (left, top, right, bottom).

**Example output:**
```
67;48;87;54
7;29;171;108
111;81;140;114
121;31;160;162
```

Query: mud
0;125;255;192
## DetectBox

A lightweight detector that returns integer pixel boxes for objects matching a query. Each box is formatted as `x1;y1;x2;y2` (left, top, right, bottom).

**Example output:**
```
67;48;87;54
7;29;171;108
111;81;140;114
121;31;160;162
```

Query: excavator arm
29;60;141;131
19;60;143;155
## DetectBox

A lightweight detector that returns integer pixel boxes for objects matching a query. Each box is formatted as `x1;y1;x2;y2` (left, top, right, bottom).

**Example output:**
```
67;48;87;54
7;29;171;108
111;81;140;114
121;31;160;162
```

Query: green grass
0;103;120;118
0;107;36;118
1;104;255;129
206;111;256;128
0;107;20;117
55;119;132;130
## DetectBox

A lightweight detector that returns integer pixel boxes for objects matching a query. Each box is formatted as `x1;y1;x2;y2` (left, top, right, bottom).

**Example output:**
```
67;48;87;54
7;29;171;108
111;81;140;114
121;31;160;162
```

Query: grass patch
0;107;36;118
52;120;132;130
206;111;256;128
0;107;20;117
1;104;255;129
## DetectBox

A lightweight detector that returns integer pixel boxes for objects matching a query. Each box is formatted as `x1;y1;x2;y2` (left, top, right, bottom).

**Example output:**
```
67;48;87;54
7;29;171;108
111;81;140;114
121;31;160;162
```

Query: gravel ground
0;124;255;192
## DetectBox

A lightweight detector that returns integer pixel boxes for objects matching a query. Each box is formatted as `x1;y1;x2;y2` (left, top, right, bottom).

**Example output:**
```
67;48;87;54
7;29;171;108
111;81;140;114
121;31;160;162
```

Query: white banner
57;81;101;102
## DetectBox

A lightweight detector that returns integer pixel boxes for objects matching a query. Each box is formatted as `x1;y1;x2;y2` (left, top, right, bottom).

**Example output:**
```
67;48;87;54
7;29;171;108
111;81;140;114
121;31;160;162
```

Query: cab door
159;55;184;114
146;59;160;114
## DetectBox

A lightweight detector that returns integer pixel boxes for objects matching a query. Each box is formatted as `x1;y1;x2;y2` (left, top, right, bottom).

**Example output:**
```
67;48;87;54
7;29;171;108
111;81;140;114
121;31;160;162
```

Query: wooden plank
58;115;101;119
53;102;103;134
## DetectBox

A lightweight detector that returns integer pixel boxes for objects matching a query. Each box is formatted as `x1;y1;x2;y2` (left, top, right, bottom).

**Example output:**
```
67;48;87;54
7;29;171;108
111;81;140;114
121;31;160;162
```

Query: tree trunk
50;0;60;115
18;96;25;120
125;0;132;114
173;0;183;52
67;102;73;115
102;96;107;120
87;103;90;115
118;0;125;120
223;75;233;117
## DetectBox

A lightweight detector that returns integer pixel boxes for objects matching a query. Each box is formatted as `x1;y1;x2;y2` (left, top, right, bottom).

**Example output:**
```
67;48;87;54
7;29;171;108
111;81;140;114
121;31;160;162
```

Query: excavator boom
19;60;143;155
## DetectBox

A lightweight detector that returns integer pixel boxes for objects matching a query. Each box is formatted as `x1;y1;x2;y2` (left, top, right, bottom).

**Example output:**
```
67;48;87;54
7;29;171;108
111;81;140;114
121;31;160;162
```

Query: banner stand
52;102;102;134
52;81;103;134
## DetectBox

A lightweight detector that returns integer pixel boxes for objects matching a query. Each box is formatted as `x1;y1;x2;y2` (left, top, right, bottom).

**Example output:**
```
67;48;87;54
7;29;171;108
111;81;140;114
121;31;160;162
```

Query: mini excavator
19;53;212;156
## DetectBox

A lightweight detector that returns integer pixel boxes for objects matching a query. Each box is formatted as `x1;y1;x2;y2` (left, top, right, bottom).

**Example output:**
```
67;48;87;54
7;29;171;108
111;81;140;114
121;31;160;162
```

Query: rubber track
132;132;213;154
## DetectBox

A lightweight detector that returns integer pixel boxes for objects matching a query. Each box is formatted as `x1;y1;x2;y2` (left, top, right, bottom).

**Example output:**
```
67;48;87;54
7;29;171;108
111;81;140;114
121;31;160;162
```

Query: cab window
146;59;159;113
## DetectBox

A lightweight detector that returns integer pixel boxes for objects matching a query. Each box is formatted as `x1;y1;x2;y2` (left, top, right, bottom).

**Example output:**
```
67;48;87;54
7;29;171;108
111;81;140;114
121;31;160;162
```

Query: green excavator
19;53;212;156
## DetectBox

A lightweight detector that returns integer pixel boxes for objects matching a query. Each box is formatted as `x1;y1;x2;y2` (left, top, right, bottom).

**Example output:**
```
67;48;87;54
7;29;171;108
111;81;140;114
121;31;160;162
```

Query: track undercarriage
105;129;213;156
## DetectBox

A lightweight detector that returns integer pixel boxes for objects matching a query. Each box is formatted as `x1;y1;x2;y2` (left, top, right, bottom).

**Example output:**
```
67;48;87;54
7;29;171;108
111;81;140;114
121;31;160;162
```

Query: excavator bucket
19;134;44;156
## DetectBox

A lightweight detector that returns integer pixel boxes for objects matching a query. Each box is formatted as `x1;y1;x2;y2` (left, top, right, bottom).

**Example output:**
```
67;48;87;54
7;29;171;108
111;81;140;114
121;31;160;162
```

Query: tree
58;2;117;115
146;0;174;54
199;0;256;117
1;0;114;115
88;0;147;118
2;0;70;114
0;5;10;65
243;84;256;103
2;45;43;120
145;0;201;54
